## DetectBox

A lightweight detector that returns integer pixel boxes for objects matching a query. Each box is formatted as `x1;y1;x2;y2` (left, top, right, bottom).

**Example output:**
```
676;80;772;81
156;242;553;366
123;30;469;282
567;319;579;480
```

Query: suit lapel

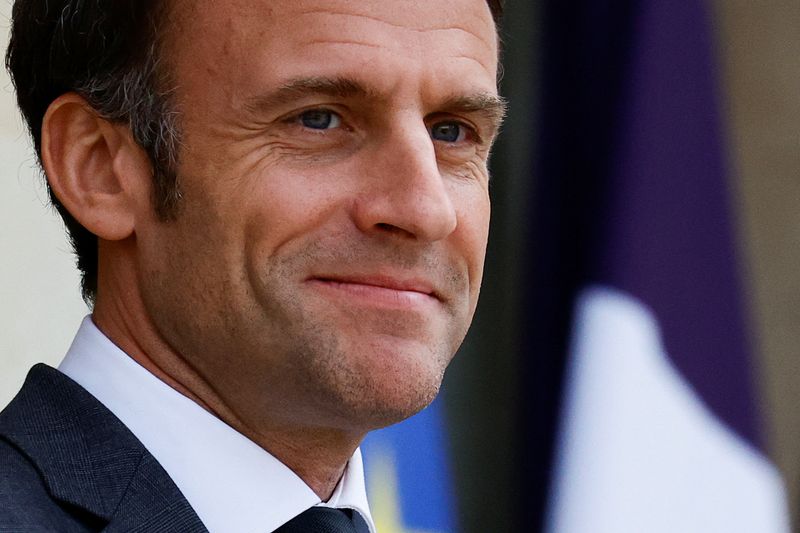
0;364;207;532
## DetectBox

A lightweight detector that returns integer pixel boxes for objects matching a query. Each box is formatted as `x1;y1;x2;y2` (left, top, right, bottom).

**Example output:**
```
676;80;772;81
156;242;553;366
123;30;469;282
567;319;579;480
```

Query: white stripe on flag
546;285;790;533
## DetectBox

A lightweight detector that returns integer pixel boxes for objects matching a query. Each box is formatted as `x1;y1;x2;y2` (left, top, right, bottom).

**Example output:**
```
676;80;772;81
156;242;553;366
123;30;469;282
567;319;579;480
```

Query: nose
352;120;458;242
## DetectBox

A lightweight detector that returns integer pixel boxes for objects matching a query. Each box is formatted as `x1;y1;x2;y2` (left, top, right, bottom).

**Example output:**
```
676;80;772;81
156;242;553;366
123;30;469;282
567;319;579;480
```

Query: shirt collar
59;316;375;533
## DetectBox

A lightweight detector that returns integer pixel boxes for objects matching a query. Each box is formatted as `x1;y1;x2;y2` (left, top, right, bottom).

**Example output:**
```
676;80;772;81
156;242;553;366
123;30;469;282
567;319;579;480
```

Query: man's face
136;0;501;432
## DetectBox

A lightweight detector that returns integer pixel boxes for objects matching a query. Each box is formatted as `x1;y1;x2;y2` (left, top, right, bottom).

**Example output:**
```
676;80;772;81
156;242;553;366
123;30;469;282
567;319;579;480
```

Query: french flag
527;0;792;530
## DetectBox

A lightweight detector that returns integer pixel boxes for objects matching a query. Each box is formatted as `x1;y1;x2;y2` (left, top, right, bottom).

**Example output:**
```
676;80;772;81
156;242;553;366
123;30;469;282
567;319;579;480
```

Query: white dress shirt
59;316;375;533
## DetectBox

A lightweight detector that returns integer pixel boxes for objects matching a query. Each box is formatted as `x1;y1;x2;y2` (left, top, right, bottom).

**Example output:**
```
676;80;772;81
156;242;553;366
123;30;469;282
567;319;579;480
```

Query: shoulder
0;365;105;531
0;364;206;532
0;437;99;531
0;365;206;532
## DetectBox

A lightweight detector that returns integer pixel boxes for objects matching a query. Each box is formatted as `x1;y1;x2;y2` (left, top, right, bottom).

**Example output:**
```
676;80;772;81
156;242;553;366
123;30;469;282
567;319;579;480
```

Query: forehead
167;0;499;104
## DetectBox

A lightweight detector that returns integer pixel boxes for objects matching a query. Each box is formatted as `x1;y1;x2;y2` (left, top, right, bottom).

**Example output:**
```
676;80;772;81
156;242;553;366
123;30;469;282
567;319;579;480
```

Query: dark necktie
273;507;370;533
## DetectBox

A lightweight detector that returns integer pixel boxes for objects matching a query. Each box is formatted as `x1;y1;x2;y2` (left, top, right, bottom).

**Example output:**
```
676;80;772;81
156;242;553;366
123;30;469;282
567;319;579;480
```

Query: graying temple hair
73;38;183;218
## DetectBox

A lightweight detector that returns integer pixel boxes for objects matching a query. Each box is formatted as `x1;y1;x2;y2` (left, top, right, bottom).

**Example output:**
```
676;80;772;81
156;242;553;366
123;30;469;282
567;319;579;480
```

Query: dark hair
5;0;503;304
6;0;181;303
488;0;504;22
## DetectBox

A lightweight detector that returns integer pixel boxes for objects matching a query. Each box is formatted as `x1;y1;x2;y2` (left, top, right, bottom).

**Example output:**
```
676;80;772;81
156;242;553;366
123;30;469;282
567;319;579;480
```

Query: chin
338;374;444;432
303;338;452;431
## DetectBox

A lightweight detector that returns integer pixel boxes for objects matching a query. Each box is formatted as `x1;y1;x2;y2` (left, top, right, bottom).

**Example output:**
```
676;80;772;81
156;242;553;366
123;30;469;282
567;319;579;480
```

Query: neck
92;273;362;500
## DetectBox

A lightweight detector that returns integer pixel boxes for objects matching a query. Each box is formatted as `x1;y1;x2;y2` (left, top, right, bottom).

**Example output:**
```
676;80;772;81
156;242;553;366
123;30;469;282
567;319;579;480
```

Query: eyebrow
244;75;507;132
244;77;376;114
439;92;508;134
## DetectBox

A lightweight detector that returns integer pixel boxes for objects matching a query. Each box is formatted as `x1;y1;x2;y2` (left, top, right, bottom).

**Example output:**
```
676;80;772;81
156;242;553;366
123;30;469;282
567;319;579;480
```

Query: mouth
306;274;442;308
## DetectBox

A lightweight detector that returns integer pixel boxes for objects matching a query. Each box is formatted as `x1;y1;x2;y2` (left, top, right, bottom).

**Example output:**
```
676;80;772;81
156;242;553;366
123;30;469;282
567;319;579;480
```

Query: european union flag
361;397;457;532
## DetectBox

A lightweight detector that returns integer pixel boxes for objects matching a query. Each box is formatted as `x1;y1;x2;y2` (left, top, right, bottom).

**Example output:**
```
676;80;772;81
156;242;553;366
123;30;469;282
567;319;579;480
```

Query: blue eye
300;109;342;130
430;121;469;143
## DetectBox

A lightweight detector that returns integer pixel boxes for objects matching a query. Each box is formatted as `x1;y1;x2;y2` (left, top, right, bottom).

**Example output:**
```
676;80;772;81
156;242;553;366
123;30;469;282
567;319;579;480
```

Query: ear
41;92;153;241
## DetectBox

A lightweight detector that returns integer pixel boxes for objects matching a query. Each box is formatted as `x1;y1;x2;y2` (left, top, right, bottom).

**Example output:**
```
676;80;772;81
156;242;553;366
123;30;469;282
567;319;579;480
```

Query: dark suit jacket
0;364;208;532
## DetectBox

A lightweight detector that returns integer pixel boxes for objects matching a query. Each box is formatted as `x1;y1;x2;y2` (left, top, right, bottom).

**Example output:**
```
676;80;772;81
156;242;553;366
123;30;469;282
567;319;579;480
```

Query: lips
306;274;442;307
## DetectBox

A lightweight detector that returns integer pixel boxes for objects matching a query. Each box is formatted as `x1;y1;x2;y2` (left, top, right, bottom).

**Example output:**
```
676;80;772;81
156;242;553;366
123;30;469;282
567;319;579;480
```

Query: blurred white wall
0;6;89;409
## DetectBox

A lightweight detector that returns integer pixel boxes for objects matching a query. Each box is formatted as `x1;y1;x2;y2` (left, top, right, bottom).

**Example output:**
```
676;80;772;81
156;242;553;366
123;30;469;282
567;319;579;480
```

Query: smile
306;275;441;309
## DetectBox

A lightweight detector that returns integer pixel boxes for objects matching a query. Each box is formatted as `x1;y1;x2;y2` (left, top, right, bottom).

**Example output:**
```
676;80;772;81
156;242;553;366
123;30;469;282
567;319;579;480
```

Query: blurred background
1;0;798;531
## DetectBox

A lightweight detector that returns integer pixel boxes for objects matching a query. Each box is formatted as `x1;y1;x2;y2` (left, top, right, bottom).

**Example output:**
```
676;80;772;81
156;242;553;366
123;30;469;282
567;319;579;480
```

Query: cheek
239;171;345;259
455;185;491;276
442;185;490;321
